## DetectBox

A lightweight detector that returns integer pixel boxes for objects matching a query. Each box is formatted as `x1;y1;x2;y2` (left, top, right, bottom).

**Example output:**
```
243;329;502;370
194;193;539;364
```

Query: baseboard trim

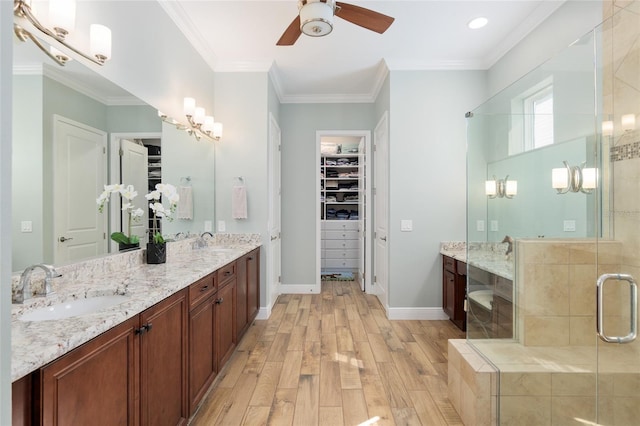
278;284;321;294
256;307;270;320
387;307;449;321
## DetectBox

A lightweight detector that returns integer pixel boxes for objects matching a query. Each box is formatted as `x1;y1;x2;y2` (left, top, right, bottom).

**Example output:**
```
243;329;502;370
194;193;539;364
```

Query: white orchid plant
145;183;180;244
97;184;145;245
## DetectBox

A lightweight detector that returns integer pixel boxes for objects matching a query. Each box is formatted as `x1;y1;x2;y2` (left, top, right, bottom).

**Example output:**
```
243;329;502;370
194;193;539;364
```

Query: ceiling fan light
300;2;334;37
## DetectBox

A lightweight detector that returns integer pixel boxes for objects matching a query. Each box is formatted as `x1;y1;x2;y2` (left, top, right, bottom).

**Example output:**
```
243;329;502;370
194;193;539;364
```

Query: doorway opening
109;132;161;253
316;131;372;293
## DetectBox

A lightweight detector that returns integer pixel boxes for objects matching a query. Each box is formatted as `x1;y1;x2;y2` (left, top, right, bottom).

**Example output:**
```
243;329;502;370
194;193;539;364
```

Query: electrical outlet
204;220;212;232
563;220;576;232
218;220;226;232
21;220;32;233
490;220;499;232
476;220;485;232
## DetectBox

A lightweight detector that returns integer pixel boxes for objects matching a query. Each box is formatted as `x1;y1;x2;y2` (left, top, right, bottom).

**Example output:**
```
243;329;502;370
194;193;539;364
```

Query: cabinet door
215;280;237;370
443;269;456;319
40;316;139;426
246;248;260;323
188;296;216;414
236;256;249;337
140;290;188;426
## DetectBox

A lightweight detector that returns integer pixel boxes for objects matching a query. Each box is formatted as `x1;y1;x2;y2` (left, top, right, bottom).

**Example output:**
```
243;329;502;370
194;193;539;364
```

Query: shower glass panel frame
466;3;640;423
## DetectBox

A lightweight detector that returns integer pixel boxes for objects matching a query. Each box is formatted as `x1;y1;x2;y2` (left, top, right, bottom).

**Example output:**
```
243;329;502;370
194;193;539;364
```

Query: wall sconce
13;0;112;66
485;175;517;199
158;107;223;143
183;97;223;141
552;161;596;194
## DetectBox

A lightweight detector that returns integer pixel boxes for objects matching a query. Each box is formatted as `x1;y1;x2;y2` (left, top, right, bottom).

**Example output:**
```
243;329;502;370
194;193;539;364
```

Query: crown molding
13;63;144;106
158;0;218;71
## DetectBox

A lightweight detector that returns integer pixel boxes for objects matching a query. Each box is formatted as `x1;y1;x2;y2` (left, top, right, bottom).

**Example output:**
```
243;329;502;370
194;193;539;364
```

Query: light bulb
49;0;76;37
183;98;196;116
89;24;111;62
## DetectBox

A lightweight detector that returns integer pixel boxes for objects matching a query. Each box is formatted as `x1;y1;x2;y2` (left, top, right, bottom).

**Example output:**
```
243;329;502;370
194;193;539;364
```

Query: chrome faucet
201;232;213;238
14;264;62;303
502;235;514;256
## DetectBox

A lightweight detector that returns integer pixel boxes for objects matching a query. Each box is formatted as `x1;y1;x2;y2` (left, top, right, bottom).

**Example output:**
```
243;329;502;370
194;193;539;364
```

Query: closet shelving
320;153;360;221
144;143;162;235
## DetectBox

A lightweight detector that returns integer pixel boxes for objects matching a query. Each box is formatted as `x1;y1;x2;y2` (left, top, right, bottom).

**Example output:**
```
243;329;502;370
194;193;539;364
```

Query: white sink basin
19;295;129;322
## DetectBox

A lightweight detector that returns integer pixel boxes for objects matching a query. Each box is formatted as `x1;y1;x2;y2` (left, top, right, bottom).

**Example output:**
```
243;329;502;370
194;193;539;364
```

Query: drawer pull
224;271;232;276
248;257;253;261
200;285;209;292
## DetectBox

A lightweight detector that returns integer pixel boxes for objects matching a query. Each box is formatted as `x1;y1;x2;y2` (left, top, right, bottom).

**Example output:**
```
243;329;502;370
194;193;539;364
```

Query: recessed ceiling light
468;17;488;30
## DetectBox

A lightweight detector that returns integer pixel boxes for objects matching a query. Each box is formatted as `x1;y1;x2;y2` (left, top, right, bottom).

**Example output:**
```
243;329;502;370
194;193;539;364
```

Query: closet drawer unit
325;230;358;240
326;259;359;269
324;239;359;250
325;249;359;260
322;221;359;231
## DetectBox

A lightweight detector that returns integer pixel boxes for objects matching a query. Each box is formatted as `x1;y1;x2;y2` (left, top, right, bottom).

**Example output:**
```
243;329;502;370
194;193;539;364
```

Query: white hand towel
232;185;247;219
177;186;193;220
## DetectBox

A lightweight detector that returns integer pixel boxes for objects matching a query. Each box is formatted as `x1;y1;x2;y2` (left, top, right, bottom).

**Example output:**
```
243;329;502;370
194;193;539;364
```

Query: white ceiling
161;0;566;102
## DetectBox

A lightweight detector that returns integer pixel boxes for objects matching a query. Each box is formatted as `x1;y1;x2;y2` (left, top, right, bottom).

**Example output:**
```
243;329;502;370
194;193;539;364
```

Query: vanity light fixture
621;114;636;132
552;161;596;194
182;97;223;141
158;107;223;143
485;175;517;199
13;0;112;66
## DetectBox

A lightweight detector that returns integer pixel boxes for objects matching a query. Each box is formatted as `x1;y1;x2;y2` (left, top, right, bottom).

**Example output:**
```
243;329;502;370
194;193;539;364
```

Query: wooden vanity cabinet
442;255;467;331
38;289;188;426
39;315;140;426
236;248;260;337
139;290;189;426
216;263;237;370
188;273;217;413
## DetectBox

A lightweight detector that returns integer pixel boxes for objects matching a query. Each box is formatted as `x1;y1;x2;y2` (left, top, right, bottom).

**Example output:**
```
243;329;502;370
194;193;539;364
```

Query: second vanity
11;234;261;425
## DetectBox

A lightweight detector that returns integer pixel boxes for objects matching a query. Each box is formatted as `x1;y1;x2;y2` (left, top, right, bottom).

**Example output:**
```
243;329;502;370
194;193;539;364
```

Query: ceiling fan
277;0;394;46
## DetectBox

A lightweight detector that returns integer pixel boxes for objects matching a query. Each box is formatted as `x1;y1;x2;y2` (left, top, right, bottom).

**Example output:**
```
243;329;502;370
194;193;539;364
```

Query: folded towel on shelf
232;185;248;219
177;186;193;220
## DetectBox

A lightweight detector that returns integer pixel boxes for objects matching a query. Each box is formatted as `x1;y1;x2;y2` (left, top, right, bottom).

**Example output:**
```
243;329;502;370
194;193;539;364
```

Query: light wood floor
190;281;465;426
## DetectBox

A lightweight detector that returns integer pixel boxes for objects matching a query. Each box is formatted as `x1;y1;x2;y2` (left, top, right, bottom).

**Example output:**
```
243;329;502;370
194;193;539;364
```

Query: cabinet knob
215;298;224;304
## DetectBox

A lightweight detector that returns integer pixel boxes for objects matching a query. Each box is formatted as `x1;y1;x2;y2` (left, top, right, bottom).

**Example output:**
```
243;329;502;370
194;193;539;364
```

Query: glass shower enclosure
466;2;640;424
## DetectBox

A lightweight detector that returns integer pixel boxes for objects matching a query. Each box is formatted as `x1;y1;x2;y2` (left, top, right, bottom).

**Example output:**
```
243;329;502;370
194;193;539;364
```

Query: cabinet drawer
325;239;359;249
325;230;358;240
218;262;236;286
189;273;216;308
443;255;456;273
324;249;359;260
322;221;359;231
456;260;467;276
325;259;358;268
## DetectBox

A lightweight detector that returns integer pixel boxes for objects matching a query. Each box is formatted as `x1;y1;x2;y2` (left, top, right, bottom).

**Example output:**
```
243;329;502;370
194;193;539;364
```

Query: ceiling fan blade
277;16;302;46
335;2;394;34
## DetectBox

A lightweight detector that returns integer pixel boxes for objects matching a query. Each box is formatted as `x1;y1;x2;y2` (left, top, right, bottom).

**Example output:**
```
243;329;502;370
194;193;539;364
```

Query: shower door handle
597;273;637;343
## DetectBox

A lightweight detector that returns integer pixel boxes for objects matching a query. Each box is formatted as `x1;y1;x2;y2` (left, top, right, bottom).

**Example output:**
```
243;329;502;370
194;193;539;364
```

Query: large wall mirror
12;48;216;272
467;28;605;243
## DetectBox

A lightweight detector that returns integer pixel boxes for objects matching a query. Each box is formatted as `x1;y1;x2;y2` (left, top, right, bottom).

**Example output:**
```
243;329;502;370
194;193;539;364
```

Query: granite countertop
11;236;261;382
440;241;514;280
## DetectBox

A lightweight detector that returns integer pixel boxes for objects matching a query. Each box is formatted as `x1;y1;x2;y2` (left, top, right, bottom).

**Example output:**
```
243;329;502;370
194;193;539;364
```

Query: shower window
509;78;554;155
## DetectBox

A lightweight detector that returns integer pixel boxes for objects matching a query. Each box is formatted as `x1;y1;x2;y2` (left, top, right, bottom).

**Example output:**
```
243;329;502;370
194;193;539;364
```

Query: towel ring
181;176;192;185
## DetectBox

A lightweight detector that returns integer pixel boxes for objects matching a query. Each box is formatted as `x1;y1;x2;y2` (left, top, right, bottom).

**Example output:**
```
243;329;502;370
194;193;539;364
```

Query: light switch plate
204;220;212;232
400;220;413;232
218;220;226;232
490;220;499;232
476;220;485;232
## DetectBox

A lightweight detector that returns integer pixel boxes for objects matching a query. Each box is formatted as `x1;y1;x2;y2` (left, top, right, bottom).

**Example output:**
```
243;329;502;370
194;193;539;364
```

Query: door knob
59;236;74;242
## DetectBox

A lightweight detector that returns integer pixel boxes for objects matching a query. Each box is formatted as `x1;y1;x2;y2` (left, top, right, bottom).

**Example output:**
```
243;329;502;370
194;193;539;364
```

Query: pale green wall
107;105;162;133
12;76;43;273
388;70;487;308
214;72;270;305
162;122;216;237
280;103;375;286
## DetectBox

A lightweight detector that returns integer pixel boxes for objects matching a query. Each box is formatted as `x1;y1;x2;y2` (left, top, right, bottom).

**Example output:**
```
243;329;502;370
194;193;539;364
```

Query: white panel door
53;116;107;263
120;139;149;244
374;112;390;310
358;137;365;291
268;114;282;307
